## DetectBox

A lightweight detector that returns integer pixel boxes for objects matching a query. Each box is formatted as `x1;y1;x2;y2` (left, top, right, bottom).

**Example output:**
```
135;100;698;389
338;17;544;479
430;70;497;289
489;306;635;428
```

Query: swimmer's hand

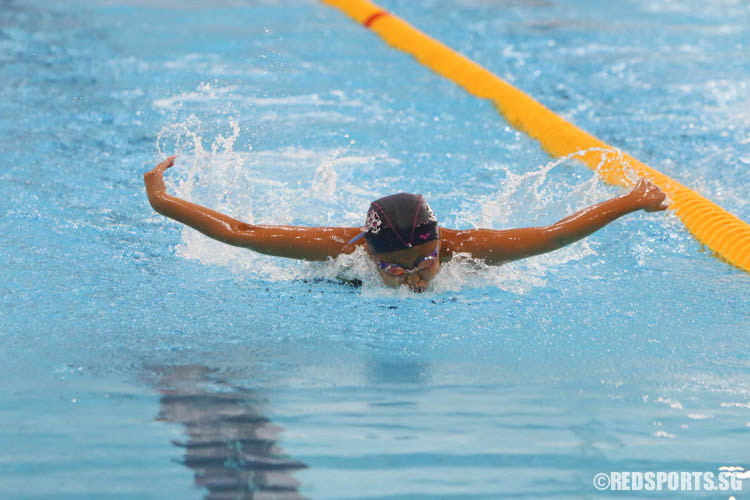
629;178;669;212
144;155;176;187
153;154;176;173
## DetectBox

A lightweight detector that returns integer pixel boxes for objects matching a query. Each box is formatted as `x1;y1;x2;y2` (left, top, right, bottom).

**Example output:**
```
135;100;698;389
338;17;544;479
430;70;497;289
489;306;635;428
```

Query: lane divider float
322;0;750;272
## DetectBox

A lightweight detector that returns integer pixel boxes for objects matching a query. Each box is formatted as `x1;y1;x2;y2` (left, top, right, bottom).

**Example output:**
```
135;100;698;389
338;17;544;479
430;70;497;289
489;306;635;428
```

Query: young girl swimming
144;155;668;292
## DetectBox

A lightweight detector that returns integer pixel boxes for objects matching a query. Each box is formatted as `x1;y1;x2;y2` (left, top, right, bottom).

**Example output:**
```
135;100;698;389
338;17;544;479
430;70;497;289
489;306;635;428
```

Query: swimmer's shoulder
438;226;498;263
438;226;463;262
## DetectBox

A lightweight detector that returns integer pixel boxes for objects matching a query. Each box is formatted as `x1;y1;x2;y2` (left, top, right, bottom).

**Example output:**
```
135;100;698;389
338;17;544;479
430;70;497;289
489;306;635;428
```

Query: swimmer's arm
441;179;668;264
144;156;363;261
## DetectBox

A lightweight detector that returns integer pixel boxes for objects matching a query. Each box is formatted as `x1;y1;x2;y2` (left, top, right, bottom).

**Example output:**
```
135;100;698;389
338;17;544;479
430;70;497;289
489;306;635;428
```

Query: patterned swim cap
349;193;438;253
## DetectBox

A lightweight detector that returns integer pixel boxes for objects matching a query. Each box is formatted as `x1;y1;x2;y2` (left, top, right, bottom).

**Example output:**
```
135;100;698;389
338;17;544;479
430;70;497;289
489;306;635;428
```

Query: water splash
155;119;654;293
310;154;340;201
462;148;626;229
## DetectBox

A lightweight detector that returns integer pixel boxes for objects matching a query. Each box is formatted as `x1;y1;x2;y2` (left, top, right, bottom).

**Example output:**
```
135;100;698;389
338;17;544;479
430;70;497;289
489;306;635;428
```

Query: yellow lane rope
322;0;750;272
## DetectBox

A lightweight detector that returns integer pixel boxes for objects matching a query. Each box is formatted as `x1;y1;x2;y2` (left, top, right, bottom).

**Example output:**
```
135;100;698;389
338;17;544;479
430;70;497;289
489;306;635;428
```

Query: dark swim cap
349;193;439;253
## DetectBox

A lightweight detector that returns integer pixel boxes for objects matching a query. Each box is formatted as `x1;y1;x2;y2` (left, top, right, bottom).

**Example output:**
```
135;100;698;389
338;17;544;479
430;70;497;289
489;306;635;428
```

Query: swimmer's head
349;193;441;292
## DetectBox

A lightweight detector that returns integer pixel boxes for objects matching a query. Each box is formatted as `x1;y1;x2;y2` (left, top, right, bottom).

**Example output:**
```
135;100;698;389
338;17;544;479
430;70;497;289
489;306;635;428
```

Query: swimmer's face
368;240;441;293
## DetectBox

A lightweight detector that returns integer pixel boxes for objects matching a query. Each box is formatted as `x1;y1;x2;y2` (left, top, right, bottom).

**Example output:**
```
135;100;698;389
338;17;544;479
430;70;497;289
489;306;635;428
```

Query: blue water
2;0;749;498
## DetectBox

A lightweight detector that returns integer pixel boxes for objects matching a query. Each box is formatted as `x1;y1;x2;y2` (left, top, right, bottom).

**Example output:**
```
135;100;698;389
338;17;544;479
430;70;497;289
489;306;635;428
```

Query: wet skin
368;240;441;293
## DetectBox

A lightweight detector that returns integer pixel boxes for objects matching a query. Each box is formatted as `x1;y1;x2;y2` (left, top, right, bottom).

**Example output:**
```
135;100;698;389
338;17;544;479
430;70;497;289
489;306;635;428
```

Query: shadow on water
151;365;307;500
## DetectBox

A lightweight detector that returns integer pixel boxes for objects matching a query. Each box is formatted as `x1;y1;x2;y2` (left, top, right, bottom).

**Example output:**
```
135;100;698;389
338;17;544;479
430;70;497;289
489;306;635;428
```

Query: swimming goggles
375;243;440;277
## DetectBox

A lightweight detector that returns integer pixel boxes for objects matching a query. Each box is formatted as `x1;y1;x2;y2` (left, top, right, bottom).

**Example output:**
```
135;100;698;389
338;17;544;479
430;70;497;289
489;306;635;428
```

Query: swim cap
349;193;439;253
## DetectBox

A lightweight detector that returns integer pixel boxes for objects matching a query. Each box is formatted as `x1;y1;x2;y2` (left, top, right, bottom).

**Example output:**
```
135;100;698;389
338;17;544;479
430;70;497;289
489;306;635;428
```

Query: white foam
154;83;242;110
652;430;676;439
155;85;364;112
655;397;684;410
687;413;714;420
721;402;750;409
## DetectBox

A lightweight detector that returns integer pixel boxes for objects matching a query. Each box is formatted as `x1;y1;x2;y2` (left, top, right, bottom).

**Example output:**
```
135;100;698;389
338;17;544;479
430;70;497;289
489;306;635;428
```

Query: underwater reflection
153;365;307;500
365;359;431;386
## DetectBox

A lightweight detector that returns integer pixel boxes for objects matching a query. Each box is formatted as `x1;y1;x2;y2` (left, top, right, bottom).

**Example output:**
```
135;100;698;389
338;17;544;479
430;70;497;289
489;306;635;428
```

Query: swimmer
144;155;668;292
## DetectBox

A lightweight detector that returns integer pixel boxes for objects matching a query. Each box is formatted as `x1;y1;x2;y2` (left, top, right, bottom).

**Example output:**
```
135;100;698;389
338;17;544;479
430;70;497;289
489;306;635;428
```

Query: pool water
1;0;749;498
